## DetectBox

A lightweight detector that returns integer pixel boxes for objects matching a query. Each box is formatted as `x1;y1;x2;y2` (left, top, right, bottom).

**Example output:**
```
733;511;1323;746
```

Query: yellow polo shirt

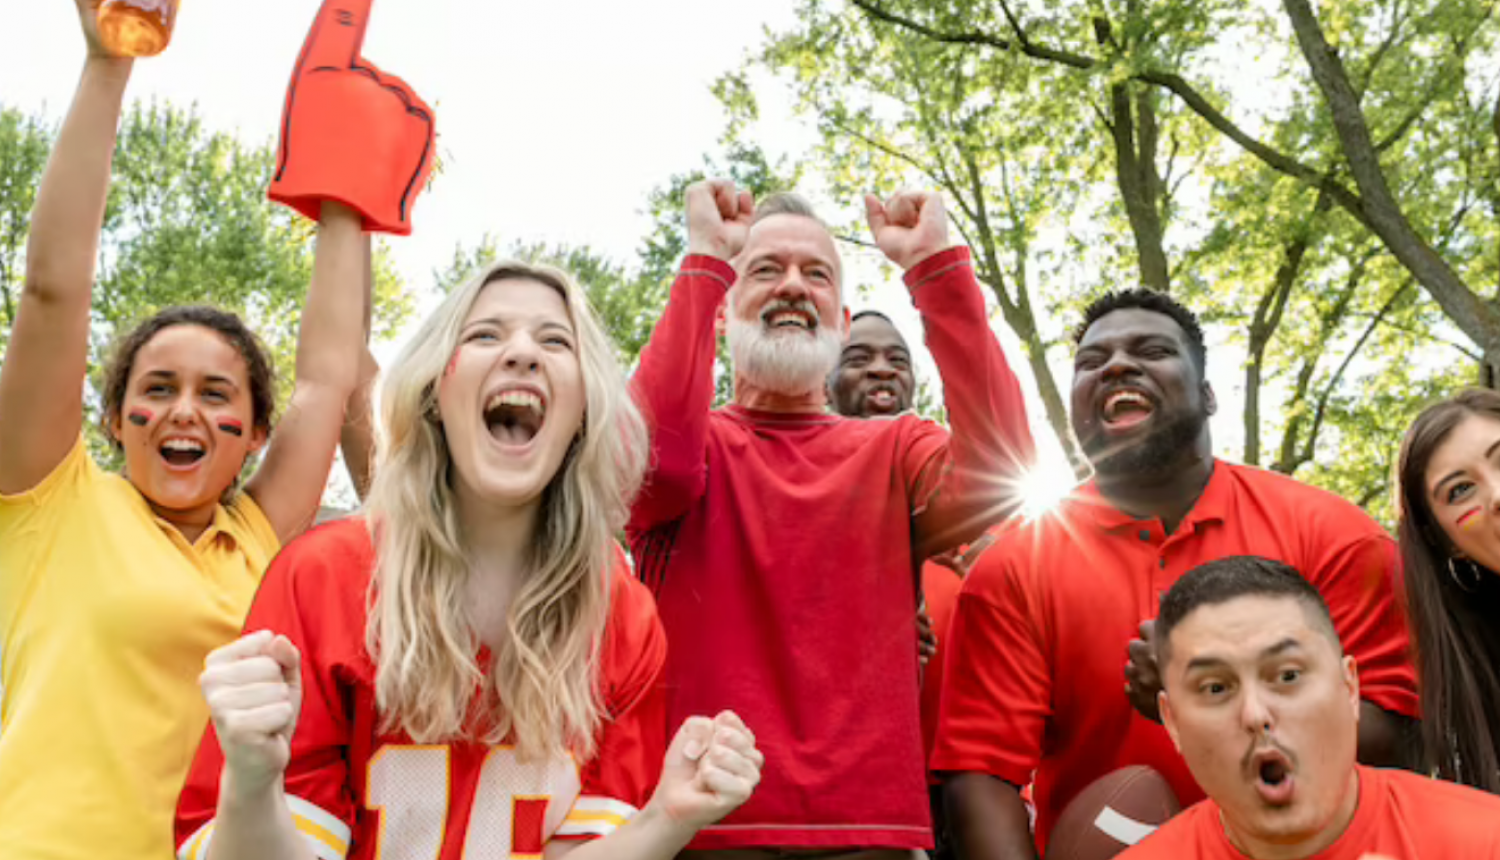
0;438;279;859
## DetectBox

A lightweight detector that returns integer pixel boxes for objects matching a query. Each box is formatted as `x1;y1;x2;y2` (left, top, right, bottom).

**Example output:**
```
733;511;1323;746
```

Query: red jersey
932;463;1418;855
175;519;667;860
1120;766;1500;858
628;249;1034;850
920;559;964;765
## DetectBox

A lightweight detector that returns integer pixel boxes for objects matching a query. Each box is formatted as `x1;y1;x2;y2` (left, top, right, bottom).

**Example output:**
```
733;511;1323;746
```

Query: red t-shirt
931;463;1417;854
628;249;1034;850
1120;766;1500;858
174;519;667;860
921;559;964;765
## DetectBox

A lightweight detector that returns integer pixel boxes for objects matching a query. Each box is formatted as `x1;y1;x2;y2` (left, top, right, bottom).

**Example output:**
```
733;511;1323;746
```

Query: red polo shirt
931;461;1417;855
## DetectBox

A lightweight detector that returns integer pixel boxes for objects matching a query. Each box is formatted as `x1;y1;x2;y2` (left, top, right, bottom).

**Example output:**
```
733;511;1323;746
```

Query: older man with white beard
627;181;1035;860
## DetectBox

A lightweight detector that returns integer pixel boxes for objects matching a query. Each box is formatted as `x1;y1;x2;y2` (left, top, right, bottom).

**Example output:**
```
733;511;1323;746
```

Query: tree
0;101;414;466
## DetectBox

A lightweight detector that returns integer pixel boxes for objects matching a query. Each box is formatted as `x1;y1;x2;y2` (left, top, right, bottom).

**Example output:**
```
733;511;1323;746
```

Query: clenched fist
199;630;303;798
269;0;436;235
651;710;764;831
685;180;754;262
865;190;953;271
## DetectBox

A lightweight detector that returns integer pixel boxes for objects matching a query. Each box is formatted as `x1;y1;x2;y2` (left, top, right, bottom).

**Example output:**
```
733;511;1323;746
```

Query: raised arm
244;204;365;541
338;239;378;502
627;180;752;531
0;5;130;496
865;191;1036;556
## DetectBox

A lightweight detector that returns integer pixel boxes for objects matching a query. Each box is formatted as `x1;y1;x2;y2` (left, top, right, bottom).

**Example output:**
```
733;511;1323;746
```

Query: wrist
686;239;733;261
900;244;956;272
219;764;285;811
82;53;134;79
637;795;700;850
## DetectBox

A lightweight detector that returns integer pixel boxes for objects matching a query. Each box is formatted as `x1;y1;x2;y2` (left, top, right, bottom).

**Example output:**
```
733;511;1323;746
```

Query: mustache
760;298;819;324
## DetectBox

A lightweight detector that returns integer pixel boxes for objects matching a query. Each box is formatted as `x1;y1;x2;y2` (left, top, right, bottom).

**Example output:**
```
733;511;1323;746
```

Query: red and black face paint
217;418;245;437
127;408;154;427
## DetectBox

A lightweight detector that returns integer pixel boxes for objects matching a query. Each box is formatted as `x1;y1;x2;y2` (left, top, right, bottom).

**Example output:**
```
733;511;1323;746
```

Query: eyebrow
141;370;240;390
1431;438;1500;499
1182;637;1303;673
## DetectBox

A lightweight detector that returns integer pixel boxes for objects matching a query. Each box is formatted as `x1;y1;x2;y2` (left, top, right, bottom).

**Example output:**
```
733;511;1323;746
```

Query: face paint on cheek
216;418;244;438
1457;507;1483;530
127;408;153;427
440;347;462;389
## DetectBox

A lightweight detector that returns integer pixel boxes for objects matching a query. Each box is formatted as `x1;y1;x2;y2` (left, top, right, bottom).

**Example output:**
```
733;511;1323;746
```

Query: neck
734;375;829;414
1222;768;1361;860
140;489;219;546
453;491;538;586
1093;444;1215;534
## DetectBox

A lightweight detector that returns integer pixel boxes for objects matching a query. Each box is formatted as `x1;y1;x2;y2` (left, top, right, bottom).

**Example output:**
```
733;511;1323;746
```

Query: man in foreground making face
1121;556;1500;858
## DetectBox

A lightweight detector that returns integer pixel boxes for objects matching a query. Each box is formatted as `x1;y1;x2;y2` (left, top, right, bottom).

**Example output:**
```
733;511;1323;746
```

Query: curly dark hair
1075;289;1207;374
100;305;277;452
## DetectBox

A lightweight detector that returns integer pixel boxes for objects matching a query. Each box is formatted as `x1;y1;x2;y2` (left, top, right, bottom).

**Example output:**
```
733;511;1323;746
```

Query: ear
714;296;728;339
1159;690;1183;753
1342;654;1360;719
249;424;269;456
841;305;852;338
1203;380;1217;417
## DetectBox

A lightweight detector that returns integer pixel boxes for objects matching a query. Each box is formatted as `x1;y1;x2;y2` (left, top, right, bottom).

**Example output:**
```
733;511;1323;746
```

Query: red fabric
1119;767;1500;858
174;519;666;859
920;561;963;768
628;248;1034;850
931;463;1418;856
268;0;436;235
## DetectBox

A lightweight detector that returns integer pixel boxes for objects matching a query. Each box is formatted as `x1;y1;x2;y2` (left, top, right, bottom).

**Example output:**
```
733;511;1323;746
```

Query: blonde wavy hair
362;260;648;762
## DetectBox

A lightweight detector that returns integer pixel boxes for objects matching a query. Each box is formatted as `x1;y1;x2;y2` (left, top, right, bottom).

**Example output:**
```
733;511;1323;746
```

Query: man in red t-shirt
628;182;1035;858
933;290;1418;859
1120;555;1500;859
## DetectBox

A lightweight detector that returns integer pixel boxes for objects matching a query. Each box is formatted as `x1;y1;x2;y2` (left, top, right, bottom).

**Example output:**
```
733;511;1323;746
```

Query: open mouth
484;389;546;446
159;437;206;467
1101;389;1155;428
761;301;817;332
1251;750;1295;805
866;384;901;412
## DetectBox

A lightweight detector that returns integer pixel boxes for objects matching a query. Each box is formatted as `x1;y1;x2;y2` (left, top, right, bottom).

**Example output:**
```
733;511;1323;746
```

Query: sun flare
1017;453;1079;521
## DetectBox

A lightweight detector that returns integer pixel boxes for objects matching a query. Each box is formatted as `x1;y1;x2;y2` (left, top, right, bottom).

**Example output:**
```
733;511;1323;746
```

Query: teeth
1105;391;1150;414
485;390;544;415
769;312;810;328
162;438;204;452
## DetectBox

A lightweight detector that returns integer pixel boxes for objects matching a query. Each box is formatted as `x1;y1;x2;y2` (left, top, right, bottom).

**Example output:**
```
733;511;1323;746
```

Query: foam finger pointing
298;0;374;72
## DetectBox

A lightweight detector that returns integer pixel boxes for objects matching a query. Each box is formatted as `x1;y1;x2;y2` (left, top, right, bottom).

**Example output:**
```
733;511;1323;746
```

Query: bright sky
5;0;1283;507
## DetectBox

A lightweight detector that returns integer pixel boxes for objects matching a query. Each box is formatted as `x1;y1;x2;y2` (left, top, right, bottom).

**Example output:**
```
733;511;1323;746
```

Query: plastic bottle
96;0;179;58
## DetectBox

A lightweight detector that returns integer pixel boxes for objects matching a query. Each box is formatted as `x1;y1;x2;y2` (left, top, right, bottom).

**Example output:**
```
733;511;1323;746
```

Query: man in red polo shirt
1120;556;1499;859
629;182;1035;858
932;289;1418;859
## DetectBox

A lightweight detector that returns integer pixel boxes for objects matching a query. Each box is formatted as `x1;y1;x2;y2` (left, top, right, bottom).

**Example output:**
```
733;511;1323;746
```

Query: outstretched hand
269;0;436;235
200;630;303;800
651;710;763;832
865;190;953;271
685;180;754;262
1124;619;1164;724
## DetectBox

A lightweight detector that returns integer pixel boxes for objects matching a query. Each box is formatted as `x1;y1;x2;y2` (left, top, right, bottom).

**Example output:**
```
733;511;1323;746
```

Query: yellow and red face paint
1457;506;1483;530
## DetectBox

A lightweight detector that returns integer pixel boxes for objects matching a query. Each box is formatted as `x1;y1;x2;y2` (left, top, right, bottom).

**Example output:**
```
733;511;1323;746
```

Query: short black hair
1155;556;1338;667
1075;289;1207;373
851;309;896;327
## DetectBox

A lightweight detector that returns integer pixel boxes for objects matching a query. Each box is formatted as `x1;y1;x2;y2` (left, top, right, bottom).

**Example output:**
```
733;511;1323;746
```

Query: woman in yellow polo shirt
0;3;369;858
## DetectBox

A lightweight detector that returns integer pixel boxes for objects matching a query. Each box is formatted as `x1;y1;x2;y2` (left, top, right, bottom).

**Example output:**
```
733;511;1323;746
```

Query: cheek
127;407;154;428
1456;506;1484;531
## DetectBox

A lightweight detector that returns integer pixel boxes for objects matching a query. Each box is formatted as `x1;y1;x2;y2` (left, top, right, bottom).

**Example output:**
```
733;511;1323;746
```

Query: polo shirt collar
1076;458;1229;533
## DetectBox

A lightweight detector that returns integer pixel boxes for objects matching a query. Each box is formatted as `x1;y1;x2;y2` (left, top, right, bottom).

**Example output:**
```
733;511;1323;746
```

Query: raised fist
652;710;763;831
685;180;754;262
269;0;436;235
200;630;303;798
865;190;953;271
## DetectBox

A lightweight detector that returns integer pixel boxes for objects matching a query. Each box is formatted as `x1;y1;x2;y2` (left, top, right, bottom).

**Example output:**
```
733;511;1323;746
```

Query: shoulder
1223;462;1383;534
1378;767;1500;820
261;518;376;604
1119;802;1219;857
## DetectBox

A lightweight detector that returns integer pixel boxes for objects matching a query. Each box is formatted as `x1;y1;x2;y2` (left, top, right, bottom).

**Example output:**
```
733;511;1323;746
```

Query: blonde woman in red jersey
175;260;762;860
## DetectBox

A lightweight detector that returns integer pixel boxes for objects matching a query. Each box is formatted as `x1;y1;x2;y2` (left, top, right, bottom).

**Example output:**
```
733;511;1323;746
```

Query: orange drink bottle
96;0;180;57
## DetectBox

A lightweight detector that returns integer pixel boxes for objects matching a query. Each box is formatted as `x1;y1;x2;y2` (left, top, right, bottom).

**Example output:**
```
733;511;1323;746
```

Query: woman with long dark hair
1395;388;1500;792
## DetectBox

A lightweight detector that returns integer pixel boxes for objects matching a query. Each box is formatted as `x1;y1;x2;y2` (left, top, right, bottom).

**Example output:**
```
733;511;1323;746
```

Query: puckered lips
1097;385;1157;432
760;300;817;334
482;383;548;449
158;434;208;471
1248;746;1296;806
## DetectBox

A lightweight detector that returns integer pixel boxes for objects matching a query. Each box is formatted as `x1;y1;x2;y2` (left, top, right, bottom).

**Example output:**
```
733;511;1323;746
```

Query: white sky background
3;0;1333;506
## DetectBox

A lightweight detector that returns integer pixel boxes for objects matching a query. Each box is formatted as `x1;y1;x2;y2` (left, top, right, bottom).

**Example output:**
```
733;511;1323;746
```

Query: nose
502;334;541;373
1099;349;1140;380
167;392;198;424
1239;685;1274;738
771;266;812;302
867;357;897;379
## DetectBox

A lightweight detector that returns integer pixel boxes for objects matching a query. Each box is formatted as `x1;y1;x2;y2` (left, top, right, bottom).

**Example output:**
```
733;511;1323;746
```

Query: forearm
546;804;695;860
910;250;1035;549
205;777;314;860
627;256;728;528
24;56;132;303
944;773;1039;860
340;348;379;501
293;204;365;398
1357;701;1420;770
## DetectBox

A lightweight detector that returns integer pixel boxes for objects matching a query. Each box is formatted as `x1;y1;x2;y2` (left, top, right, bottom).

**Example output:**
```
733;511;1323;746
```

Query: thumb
668;716;715;766
267;635;302;694
864;194;888;234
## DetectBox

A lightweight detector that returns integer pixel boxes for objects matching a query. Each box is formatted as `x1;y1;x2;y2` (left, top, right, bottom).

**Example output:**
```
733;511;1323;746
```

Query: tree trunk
1110;83;1171;291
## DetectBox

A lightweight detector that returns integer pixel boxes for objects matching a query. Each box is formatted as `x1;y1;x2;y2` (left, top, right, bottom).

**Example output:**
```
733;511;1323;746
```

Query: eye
1075;354;1103;371
1198;679;1230;697
145;384;173;396
1278;668;1302;685
808;267;832;283
752;264;781;278
1139;345;1174;360
202;390;229;404
842;352;870;368
465;329;499;344
542;333;575;350
1446;480;1476;504
890;355;911;369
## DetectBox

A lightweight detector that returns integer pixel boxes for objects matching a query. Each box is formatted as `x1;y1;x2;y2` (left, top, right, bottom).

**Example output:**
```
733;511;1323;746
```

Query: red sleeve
930;546;1049;787
1308;531;1418;718
175;528;364;860
902;247;1036;556
627;255;734;533
554;551;669;841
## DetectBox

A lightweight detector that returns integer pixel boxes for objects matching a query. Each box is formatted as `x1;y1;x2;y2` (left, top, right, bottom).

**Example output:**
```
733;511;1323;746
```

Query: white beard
727;314;842;396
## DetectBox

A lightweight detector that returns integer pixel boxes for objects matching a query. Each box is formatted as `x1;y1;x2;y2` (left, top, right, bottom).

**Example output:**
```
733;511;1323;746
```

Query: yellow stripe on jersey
288;794;352;860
